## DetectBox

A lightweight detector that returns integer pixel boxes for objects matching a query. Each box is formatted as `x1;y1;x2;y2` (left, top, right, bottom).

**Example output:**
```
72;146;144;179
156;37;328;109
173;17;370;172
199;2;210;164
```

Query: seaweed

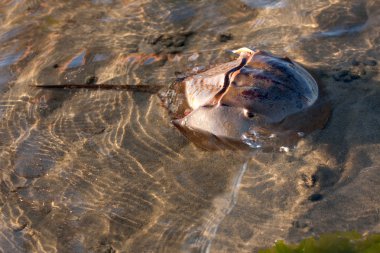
259;232;380;253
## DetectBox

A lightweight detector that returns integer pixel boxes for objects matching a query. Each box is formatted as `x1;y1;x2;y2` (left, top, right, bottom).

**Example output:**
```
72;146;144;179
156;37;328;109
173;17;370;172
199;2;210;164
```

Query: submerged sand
0;0;379;252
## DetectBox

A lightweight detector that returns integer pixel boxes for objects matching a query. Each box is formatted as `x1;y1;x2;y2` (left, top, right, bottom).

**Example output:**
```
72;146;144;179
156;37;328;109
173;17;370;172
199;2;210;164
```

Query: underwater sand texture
0;0;379;252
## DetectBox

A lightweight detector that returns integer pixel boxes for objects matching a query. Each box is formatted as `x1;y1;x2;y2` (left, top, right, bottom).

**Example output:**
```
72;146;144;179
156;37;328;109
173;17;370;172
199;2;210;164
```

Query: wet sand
0;0;379;252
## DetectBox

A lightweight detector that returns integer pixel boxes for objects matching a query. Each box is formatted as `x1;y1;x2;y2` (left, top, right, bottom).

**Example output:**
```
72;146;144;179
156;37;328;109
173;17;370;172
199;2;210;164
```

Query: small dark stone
350;74;360;80
337;70;350;78
332;69;362;82
20;96;29;102
314;166;341;188
238;226;253;241
163;40;174;48
85;76;98;85
174;71;184;77
311;174;318;184
351;59;360;66
292;220;308;228
146;31;194;54
93;127;106;135
332;71;347;81
219;33;233;43
363;59;377;66
53;64;59;68
148;35;162;45
243;109;255;118
342;73;359;83
246;112;255;118
308;193;323;202
173;38;186;47
99;236;110;246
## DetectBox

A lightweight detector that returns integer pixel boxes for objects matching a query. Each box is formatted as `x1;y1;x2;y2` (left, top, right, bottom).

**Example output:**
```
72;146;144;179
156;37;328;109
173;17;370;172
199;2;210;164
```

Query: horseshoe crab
34;48;330;150
159;48;330;150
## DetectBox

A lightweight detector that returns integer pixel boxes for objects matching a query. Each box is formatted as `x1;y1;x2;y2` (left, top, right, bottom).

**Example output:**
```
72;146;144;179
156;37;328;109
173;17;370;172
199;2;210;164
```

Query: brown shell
220;51;318;123
165;49;330;150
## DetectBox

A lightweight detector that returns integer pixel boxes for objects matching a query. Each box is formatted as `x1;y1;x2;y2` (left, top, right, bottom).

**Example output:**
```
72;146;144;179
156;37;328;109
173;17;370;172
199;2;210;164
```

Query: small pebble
279;146;289;153
338;70;350;78
297;132;305;137
85;76;98;85
308;193;323;202
53;64;59;69
219;33;233;43
351;59;360;66
363;59;377;66
348;74;360;81
292;220;308;229
332;70;348;81
188;53;199;61
192;66;205;73
332;69;362;83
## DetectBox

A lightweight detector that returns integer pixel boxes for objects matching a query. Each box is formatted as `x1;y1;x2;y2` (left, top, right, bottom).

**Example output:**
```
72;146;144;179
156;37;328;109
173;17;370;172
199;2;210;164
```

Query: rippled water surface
1;0;380;252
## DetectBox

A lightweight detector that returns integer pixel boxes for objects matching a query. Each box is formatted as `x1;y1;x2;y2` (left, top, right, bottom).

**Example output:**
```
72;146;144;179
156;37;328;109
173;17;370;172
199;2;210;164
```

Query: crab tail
30;84;164;93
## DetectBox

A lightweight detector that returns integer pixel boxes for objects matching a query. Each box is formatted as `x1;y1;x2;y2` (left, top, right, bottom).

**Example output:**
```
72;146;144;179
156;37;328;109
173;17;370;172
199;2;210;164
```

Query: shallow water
0;0;380;252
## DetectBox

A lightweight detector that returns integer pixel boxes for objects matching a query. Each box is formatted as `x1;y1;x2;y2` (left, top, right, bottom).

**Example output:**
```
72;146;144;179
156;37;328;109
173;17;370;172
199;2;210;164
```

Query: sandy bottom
0;0;379;252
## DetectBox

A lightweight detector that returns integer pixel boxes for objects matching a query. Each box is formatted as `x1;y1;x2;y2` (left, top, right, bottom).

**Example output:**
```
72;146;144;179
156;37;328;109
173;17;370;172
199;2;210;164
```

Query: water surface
0;0;380;252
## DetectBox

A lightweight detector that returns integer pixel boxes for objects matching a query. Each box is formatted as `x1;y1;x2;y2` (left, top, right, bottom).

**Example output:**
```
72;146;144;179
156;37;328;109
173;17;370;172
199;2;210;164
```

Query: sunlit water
0;0;379;252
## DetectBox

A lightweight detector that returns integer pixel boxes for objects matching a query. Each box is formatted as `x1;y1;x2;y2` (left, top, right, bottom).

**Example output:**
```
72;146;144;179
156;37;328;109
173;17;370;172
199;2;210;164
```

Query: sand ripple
0;0;380;252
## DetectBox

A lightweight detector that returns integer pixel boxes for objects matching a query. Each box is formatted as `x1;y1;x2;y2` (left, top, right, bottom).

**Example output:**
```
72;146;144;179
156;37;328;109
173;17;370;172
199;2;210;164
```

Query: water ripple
0;0;380;252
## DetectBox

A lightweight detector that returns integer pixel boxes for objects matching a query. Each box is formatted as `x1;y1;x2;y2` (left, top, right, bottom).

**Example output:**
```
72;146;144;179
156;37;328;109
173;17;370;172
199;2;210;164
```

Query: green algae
259;232;380;253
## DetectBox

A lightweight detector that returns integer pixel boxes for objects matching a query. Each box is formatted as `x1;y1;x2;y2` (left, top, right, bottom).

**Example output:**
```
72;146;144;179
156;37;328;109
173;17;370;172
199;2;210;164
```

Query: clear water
0;0;379;252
